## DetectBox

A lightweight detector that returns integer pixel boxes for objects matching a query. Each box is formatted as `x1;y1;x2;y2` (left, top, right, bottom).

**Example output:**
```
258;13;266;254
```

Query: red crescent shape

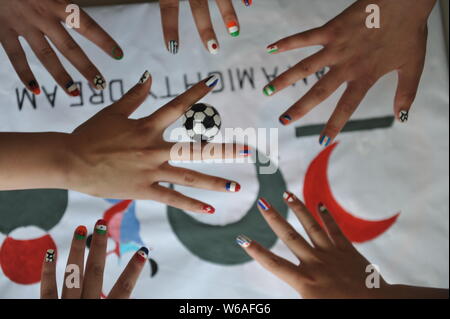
304;142;400;243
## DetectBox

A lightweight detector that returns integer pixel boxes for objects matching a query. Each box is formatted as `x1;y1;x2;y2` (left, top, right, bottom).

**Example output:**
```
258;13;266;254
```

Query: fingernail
398;110;409;123
242;0;253;7
318;203;328;214
283;191;296;203
202;205;215;214
95;219;107;235
45;249;55;263
279;114;292;125
226;182;241;192
319;135;332;147
258;197;271;211
75;225;87;240
66;80;80;97
236;235;252;247
136;247;149;263
93;75;107;90
28;80;41;95
239;146;252;157
139;70;151;84
168;40;179;54
263;84;275;96
205;74;219;88
207;39;219;55
227;21;240;37
267;45;278;54
112;46;124;60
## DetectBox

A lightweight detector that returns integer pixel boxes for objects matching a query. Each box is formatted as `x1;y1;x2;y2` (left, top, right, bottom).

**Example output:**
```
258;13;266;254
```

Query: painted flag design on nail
258;198;271;211
236;235;252;247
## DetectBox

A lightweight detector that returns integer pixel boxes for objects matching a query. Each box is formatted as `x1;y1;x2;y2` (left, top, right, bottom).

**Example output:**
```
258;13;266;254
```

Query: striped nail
207;39;219;55
205;74;219;88
279;114;292;125
139;70;151;84
227;21;240;37
93;75;106;90
283;191;296;203
95;219;107;235
168;40;179;54
112;46;124;60
28;80;41;95
226;182;241;192
203;205;215;214
263;84;275;96
398;110;409;123
267;45;278;54
319;135;332;147
66;81;80;97
236;235;252;247
136;247;149;263
242;0;253;7
45;249;55;263
75;225;87;240
239;146;252;157
258;198;271;211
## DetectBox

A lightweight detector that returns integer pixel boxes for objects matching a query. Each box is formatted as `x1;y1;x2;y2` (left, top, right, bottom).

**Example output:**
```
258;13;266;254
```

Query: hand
41;221;147;299
264;0;437;145
0;0;122;96
159;0;252;55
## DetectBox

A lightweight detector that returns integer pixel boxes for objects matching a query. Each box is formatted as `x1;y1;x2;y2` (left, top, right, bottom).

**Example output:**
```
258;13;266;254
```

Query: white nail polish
283;191;295;203
236;235;252;248
94;75;107;90
207;39;219;55
139;70;151;84
399;110;409;123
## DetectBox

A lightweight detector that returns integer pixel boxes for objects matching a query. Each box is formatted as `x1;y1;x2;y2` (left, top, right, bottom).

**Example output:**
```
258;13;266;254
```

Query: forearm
0;132;70;190
381;284;448;299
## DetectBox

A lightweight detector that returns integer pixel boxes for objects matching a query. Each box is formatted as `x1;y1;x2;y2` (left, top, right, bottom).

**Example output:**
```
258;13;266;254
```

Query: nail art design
136;247;149;263
66;81;80;97
28;80;41;95
263;85;275;96
319;135;332;147
226;182;241;192
267;45;278;54
202;205;215;214
227;21;240;37
112;46;124;60
279;115;292;125
239;146;252;157
242;0;253;7
283;191;296;203
236;235;252;248
318;203;328;214
95;219;107;235
205;74;219;88
94;75;106;90
139;70;151;84
399;110;409;123
45;249;55;262
258;198;271;211
168;40;179;54
207;39;219;55
75;225;87;240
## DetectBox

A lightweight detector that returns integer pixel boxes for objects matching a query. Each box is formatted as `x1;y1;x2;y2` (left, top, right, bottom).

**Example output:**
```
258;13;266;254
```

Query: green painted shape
167;152;288;265
0;189;68;235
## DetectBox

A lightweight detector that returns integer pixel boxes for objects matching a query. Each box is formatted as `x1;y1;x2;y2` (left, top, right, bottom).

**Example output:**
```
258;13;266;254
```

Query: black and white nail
45;249;55;263
94;75;107;90
399;110;409;123
139;70;151;84
168;40;179;54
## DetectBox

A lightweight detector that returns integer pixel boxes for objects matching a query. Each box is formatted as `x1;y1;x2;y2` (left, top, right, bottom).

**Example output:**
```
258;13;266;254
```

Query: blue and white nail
139;70;151;84
258;198;271;211
319;135;332;147
45;249;55;263
236;235;252;248
205;74;219;88
226;182;241;192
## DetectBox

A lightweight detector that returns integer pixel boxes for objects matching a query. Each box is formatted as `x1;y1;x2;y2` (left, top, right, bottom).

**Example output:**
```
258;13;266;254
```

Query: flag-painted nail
283;191;296;203
239;146;252;157
319;135;332;147
207;39;219;55
203;205;215;214
263;85;275;96
279;114;292;125
168;40;179;54
267;45;278;54
75;225;87;240
29;80;41;95
112;46;124;60
66;80;80;97
236;235;252;247
45;249;55;263
93;75;106;90
318;203;328;214
205;74;219;88
258;198;271;211
227;21;240;37
95;219;107;235
136;247;149;263
226;182;241;192
398;110;409;123
242;0;253;7
139;70;151;84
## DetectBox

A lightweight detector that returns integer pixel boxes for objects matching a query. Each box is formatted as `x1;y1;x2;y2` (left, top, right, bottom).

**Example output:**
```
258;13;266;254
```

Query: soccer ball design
182;103;221;141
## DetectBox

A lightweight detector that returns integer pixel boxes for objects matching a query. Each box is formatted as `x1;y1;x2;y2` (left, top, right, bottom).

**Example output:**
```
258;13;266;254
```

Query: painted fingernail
45;249;55;263
168;40;179;54
279;114;292;125
66;80;80;97
283;191;296;203
258;198;271;211
236;235;252;247
398;110;409;123
239;146;252;157
263;84;275;96
319;135;332;147
318;203;328;214
207;39;219;55
226;182;241;192
136;247;149;263
29;80;41;95
112;46;124;60
93;75;107;90
267;45;278;54
95;219;107;235
227;21;240;37
205;74;219;88
75;225;87;240
242;0;253;7
139;70;151;84
202;205;215;214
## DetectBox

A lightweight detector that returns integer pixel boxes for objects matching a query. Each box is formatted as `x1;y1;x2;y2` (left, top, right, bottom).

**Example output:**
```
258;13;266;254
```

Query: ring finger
189;0;219;54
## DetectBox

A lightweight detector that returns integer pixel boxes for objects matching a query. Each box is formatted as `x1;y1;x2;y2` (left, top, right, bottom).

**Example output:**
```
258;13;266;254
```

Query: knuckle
312;85;328;99
266;256;282;268
285;230;302;242
307;223;323;235
117;278;133;294
38;46;56;59
183;172;196;185
90;264;104;278
61;38;79;52
41;288;55;298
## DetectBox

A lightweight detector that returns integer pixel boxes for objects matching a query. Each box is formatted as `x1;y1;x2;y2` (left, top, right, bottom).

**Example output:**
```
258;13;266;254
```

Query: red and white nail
136;247;149;263
202;205;215;214
207;39;219;55
283;191;296;203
